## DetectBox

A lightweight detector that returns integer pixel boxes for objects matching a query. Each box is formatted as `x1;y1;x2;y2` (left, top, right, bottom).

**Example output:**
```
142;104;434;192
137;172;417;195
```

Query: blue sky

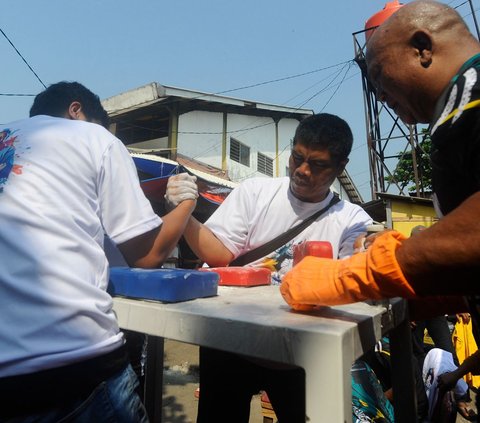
1;1;477;201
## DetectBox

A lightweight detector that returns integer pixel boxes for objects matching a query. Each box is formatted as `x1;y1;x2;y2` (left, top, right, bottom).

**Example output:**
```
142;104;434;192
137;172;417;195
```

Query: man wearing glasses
166;112;372;422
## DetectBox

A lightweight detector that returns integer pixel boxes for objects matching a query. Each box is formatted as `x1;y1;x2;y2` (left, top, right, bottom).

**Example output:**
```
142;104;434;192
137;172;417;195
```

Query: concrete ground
161;339;476;423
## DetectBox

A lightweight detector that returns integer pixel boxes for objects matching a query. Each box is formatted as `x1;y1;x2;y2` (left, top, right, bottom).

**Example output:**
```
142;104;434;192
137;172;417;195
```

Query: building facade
102;82;363;203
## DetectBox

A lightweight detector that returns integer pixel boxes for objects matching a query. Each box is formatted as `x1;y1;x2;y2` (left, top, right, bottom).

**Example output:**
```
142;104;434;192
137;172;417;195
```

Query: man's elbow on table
117;226;169;269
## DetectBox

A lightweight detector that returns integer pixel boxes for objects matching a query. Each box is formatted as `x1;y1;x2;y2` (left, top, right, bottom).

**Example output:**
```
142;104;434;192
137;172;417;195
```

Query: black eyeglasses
290;150;336;173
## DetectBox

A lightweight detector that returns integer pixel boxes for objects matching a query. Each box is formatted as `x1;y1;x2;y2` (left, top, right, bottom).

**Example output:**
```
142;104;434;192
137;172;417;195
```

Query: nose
296;161;311;176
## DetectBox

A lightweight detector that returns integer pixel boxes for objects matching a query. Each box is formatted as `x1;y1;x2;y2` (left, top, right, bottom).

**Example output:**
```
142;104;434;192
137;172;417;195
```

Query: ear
337;158;349;174
67;101;83;120
411;30;433;68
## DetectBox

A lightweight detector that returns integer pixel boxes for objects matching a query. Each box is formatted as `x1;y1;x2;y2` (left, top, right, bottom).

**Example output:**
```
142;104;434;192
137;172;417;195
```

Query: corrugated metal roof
130;152;238;189
337;170;363;204
103;82;313;117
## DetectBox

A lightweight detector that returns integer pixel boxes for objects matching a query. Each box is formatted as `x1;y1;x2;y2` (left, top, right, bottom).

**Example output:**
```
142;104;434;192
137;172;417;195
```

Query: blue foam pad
108;267;219;302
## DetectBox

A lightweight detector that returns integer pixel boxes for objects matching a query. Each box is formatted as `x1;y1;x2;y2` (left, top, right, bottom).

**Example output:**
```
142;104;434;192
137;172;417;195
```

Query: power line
292;61;352;111
0;27;46;89
0;93;35;97
319;62;353;112
283;67;352;105
215;60;352;96
122;61;357;177
114;60;357;137
179;67;353;163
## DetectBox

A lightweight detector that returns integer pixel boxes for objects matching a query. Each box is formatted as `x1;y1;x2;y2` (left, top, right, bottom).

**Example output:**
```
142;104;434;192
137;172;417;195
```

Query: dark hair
293;113;353;163
29;81;109;128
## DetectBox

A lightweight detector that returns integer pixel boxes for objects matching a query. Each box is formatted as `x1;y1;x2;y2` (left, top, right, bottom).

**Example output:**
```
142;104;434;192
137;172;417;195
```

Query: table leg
300;336;352;422
389;319;417;423
145;336;165;423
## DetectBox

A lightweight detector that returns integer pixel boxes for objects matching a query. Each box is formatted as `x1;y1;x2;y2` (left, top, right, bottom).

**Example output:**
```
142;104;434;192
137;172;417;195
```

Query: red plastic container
293;241;333;265
199;266;271;287
364;0;403;42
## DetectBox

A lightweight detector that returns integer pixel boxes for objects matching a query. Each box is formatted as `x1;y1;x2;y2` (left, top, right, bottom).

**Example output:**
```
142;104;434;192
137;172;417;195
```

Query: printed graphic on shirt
432;67;480;134
351;360;394;423
252;243;294;285
0;129;23;193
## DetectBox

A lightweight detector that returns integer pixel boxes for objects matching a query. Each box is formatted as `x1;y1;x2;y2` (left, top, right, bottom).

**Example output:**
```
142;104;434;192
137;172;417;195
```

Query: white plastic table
112;285;416;422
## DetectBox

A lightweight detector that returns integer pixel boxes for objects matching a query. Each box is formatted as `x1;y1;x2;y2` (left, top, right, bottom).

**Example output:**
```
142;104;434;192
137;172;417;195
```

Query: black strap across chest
229;193;340;267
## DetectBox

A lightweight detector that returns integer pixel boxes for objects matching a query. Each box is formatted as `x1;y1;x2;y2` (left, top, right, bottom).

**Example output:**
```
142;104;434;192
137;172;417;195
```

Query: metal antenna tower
352;0;479;201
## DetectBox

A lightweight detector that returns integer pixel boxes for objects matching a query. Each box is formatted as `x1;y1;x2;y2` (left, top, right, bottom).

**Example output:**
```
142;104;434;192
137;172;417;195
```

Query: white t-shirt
423;347;468;419
205;177;372;284
0;116;161;377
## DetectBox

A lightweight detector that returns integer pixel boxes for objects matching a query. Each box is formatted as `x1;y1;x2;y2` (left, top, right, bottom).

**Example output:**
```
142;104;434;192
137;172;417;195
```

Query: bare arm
162;172;234;267
438;350;480;391
396;191;480;295
117;200;196;268
182;216;234;267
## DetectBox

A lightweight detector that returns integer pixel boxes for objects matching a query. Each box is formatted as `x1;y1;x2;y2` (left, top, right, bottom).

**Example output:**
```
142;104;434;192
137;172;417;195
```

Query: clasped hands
164;172;199;209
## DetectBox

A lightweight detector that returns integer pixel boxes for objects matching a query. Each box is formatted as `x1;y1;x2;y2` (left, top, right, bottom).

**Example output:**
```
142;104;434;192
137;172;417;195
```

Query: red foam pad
199;266;271;286
293;241;333;265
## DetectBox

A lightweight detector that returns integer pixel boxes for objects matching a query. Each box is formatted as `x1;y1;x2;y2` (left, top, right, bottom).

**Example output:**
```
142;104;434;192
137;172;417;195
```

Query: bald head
366;0;480;124
369;0;471;49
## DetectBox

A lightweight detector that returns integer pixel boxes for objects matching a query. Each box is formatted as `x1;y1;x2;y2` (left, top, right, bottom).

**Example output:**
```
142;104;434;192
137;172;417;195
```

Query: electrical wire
214;60;352;96
0;93;35;97
0;27;46;89
114;60;356;138
114;57;358;178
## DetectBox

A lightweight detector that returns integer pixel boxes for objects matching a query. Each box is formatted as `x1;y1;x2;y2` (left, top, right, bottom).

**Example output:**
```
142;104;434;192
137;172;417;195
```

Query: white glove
165;173;198;208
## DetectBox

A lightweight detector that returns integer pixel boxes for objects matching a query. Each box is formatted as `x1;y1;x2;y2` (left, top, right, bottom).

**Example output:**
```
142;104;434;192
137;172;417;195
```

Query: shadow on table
284;302;392;353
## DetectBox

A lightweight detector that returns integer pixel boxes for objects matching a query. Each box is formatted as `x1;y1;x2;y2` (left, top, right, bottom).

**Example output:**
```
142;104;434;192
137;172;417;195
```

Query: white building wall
176;111;302;183
331;179;343;198
226;114;275;182
175;110;351;200
277;118;300;178
177;110;224;168
226;114;302;182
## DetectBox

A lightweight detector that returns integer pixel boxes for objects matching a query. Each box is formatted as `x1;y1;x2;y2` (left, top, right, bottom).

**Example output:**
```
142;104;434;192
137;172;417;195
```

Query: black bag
230;192;340;266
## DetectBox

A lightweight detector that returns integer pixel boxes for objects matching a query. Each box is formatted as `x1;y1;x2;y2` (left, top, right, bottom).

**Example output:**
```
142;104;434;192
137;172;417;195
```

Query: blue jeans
5;364;149;423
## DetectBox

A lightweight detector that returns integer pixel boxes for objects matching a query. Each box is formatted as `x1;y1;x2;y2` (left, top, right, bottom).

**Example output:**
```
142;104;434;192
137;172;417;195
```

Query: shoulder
9;116;119;155
334;198;372;221
235;176;288;195
336;198;365;211
70;119;116;140
432;56;480;136
238;176;287;188
28;115;116;142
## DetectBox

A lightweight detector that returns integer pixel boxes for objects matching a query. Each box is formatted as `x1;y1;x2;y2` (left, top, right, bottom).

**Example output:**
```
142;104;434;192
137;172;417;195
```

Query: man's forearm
119;200;196;268
281;192;480;309
454;350;480;379
183;216;233;267
408;296;469;321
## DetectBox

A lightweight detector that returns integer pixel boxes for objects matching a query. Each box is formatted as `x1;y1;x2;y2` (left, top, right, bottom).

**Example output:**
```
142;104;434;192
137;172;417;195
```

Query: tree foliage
386;131;432;194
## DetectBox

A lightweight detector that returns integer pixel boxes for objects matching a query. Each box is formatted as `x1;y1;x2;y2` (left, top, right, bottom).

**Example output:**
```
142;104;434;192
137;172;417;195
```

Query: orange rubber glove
281;231;417;310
